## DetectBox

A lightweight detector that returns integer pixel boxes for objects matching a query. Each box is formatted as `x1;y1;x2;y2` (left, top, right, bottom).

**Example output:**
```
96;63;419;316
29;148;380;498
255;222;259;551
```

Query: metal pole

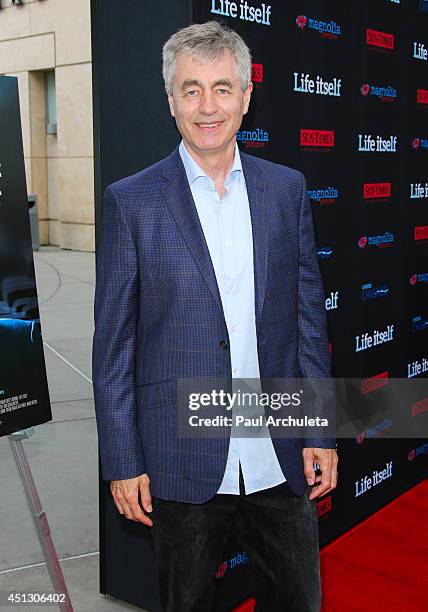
8;428;73;612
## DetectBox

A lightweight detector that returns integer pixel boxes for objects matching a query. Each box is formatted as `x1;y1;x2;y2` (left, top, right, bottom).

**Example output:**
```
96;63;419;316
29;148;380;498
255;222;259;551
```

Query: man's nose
198;91;218;115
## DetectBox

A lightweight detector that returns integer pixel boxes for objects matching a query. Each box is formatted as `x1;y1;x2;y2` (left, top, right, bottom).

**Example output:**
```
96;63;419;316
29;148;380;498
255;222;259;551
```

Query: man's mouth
195;121;223;130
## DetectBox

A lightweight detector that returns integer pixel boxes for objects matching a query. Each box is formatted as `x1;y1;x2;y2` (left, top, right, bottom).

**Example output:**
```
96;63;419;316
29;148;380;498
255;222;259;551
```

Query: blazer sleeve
296;173;337;449
92;185;146;480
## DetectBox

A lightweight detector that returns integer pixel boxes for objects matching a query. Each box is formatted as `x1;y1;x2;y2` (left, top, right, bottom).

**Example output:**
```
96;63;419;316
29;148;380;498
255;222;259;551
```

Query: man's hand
110;473;153;526
302;447;338;501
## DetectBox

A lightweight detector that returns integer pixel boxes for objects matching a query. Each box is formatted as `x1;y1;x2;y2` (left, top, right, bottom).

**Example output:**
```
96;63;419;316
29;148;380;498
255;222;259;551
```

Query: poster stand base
8;428;73;612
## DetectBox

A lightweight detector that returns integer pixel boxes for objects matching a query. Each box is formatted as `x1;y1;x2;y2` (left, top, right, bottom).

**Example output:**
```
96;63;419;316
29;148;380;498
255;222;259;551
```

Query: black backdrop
92;2;428;610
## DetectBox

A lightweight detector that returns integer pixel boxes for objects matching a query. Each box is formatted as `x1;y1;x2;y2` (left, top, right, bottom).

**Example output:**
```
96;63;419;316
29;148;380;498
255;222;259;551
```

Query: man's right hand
110;473;153;527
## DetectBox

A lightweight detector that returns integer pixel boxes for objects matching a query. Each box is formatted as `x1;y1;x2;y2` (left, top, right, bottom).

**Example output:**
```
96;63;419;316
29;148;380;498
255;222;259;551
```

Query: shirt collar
179;140;242;188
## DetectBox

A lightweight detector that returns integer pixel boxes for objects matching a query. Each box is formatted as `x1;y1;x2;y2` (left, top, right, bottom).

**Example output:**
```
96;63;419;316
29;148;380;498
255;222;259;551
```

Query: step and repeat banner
92;1;427;610
0;77;51;438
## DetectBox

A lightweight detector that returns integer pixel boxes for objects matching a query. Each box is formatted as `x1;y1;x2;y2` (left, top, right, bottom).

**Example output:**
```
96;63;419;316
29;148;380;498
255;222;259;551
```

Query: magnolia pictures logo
361;83;397;102
412;137;428;150
236;128;269;148
295;14;341;39
358;232;395;249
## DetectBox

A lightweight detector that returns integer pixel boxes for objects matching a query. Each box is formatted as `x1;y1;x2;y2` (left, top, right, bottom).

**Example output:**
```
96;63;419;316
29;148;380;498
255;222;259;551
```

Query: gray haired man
93;20;338;612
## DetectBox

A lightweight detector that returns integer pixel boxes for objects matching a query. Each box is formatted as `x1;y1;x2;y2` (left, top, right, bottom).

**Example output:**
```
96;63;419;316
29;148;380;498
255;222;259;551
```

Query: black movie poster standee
0;76;51;436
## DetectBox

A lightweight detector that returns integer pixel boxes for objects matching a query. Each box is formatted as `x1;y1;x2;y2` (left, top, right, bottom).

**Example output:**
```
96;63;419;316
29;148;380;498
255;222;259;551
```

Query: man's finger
309;462;333;500
303;458;316;485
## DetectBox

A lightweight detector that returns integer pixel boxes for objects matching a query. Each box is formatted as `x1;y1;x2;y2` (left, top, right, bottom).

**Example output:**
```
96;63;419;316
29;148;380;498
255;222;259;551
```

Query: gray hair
162;21;252;96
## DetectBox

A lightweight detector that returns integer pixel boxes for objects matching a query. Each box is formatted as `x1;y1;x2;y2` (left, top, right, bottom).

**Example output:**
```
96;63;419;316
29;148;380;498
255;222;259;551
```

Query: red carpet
321;479;428;611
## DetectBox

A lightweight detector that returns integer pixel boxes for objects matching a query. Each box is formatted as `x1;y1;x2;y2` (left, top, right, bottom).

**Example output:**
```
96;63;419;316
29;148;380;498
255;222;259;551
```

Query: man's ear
243;81;253;115
167;92;175;117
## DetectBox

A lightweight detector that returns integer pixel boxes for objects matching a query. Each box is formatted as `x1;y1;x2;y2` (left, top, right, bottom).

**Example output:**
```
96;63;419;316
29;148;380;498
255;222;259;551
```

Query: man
93;21;338;612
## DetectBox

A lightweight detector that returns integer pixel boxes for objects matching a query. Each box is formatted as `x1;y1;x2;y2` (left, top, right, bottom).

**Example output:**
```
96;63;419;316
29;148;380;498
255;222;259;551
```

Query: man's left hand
302;447;338;501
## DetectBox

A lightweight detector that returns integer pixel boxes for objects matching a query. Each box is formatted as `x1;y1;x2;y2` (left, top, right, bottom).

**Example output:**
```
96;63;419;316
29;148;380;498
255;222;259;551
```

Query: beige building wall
0;0;94;251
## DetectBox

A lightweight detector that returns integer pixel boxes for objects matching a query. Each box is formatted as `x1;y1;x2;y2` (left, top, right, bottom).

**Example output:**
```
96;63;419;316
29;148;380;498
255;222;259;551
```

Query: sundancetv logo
366;28;395;50
308;186;340;205
300;129;335;151
358;232;395;249
236;128;269;148
361;83;397;102
295;14;341;39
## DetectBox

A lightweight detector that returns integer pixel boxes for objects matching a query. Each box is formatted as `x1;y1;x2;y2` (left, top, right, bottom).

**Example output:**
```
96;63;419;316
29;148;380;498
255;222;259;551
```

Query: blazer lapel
241;152;269;332
161;148;225;320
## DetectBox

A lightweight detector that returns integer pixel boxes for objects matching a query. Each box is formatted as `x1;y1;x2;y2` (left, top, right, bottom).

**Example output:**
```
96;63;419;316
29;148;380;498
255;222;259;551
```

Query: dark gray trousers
151;472;321;612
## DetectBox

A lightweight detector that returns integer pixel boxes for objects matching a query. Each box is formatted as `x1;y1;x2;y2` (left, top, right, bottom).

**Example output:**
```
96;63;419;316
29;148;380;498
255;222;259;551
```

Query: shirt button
233;368;239;374
231;324;236;332
219;340;229;350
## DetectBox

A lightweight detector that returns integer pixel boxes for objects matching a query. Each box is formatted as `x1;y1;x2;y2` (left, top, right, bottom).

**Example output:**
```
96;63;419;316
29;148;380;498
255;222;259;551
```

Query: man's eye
186;90;198;97
217;89;230;95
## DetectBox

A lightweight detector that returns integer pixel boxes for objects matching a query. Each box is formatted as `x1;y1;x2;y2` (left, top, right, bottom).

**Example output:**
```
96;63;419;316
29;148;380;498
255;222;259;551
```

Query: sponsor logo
293;72;342;97
387;0;400;3
413;42;428;60
410;182;428;199
308;186;339;204
251;63;263;83
412;397;428;416
360;371;389;395
412;137;428;150
211;1;272;26
360;83;397;102
363;182;391;200
236;128;269;148
355;461;393;497
295;14;341;38
361;282;390;301
317;496;332;517
356;418;392;445
317;246;333;259
420;0;428;13
216;551;248;578
408;357;428;378
358;134;397;152
410;272;428;285
412;315;428;332
300;128;335;150
325;291;339;311
414;225;428;240
408;442;428;461
355;325;394;352
417;89;428;105
366;28;395;50
358;232;395;249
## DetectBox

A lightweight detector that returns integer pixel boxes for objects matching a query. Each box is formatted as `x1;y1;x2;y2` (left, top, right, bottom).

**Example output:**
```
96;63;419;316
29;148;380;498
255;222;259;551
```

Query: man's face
167;49;253;156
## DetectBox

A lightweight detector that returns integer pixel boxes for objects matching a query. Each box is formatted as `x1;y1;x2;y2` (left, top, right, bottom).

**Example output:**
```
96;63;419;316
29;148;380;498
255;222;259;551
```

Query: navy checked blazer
92;146;335;503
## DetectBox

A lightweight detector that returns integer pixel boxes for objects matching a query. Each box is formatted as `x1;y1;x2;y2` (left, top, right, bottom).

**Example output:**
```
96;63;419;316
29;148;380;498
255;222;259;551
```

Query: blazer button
219;340;229;350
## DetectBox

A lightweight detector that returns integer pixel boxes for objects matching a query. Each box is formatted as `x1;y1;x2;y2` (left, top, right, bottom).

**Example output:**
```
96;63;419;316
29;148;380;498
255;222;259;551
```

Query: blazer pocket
136;378;176;410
